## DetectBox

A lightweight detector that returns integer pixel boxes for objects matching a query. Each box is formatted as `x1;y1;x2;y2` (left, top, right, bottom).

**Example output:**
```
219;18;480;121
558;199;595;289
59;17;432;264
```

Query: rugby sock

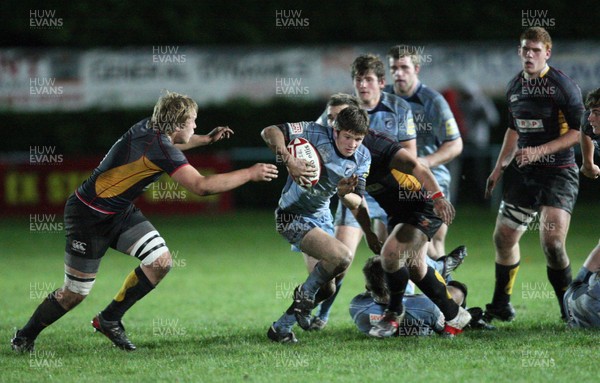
492;262;520;306
415;267;459;320
274;304;298;333
384;267;410;314
101;266;154;322
302;262;333;299
315;278;343;321
547;264;572;318
20;290;68;339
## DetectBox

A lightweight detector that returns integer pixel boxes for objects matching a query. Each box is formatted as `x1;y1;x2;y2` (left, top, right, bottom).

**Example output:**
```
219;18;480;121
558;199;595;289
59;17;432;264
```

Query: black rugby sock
20;290;68;339
384;267;410;314
492;262;520;306
102;266;154;322
547;264;572;318
415;267;459;320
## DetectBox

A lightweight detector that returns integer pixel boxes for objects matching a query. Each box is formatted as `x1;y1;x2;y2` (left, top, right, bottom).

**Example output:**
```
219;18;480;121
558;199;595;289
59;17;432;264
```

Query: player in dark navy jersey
11;91;278;352
484;27;584;322
580;88;600;179
326;96;472;338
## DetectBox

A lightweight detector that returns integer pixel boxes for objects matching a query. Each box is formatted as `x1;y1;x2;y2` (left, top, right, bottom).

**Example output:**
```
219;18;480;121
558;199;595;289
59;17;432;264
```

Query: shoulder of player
381;91;411;112
546;66;582;92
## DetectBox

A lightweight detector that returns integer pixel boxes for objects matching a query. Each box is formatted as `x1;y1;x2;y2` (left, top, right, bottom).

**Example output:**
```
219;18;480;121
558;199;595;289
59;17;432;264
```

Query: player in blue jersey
484;27;584;322
262;106;378;343
385;45;464;260
564;88;600;328
349;255;492;336
310;55;417;330
11;91;278;352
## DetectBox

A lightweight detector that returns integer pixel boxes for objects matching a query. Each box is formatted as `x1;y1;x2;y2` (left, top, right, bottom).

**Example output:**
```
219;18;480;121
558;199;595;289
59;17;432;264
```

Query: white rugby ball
286;137;321;188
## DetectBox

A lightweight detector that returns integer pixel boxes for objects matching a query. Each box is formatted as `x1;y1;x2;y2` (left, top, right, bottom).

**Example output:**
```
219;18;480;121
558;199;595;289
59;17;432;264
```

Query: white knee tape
130;230;169;266
498;201;537;231
64;273;95;295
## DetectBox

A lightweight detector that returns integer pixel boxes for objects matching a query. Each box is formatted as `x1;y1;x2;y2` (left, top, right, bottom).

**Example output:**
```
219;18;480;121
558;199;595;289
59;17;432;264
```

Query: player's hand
249;163;279;182
485;167;503;199
432;197;455;225
207;126;234;143
515;146;544;168
337;175;358;197
581;162;600;179
285;156;317;183
365;231;382;254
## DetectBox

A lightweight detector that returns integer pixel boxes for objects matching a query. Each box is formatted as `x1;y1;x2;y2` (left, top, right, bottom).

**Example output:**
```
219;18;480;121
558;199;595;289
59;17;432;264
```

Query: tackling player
484;27;584;322
262;106;378;343
327;95;472;337
563;88;600;328
11;91;278;352
385;45;464;260
311;55;417;330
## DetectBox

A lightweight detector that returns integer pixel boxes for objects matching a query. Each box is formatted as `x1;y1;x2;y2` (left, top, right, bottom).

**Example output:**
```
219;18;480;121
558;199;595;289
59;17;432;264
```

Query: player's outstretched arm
171;163;278;196
261;125;317;182
175;126;234;151
339;188;381;255
580;132;600;179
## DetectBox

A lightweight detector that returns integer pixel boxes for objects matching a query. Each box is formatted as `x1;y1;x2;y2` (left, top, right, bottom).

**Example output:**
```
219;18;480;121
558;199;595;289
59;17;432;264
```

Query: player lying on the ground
564;88;600;328
11;91;278;352
350;255;494;336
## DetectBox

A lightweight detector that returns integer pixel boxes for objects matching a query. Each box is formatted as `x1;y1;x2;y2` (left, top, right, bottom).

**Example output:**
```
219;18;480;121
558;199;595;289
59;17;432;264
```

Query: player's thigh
538;206;571;243
494;202;531;247
334;225;363;255
300;227;352;264
113;210;170;268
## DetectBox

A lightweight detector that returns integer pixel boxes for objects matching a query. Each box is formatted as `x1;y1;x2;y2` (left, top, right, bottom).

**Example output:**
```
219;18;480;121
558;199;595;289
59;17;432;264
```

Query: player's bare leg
271;228;353;338
539;206;572;319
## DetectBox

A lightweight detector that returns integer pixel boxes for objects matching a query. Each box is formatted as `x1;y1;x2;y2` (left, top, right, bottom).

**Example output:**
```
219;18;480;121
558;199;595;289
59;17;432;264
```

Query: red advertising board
0;154;233;216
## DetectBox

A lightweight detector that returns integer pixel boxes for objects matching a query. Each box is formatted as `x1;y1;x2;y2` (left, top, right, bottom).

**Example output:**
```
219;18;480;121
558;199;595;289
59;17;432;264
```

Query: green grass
1;205;600;383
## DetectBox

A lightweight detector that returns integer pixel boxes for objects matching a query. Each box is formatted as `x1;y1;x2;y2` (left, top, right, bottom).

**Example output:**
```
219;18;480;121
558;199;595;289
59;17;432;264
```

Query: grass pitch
1;205;599;383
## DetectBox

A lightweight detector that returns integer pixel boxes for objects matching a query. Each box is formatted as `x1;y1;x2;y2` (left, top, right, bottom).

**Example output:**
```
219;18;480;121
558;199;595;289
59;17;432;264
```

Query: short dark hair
327;93;360;108
585;88;600;109
333;105;369;136
363;256;388;302
351;54;385;80
387;45;421;66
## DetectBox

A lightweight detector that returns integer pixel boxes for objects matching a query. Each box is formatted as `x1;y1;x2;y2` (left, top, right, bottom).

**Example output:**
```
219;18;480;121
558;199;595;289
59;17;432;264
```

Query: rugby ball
286;137;321;188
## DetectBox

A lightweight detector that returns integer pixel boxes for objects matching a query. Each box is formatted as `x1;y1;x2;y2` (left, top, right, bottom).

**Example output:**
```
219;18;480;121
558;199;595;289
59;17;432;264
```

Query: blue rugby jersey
276;121;370;215
384;82;460;186
317;91;416;142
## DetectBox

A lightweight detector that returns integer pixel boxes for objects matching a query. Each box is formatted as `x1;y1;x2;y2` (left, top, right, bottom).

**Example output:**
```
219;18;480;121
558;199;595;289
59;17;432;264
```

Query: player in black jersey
580;88;600;179
326;95;472;338
11;91;278;352
484;27;584;322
